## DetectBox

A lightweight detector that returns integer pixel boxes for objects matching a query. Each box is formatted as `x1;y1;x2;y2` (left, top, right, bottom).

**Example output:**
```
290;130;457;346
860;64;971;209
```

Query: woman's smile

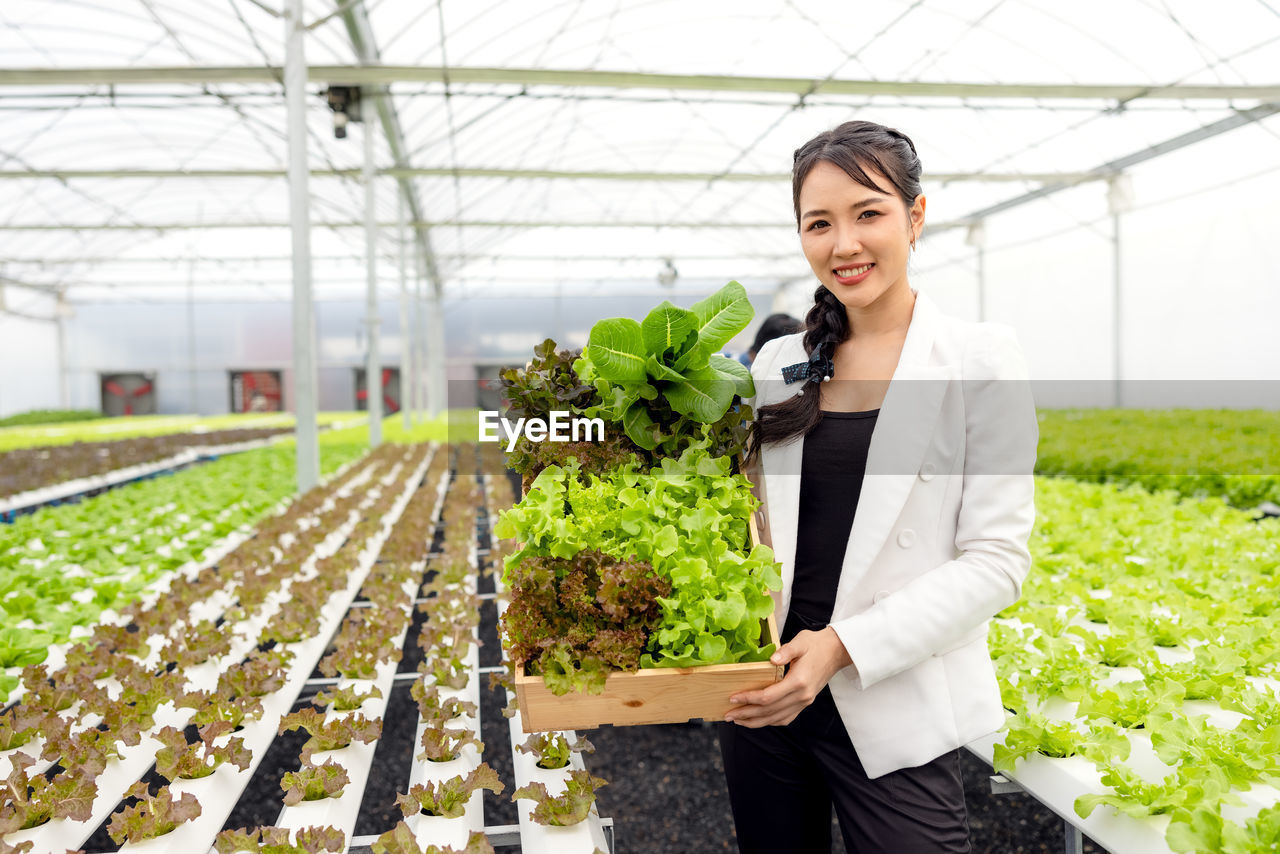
833;263;875;284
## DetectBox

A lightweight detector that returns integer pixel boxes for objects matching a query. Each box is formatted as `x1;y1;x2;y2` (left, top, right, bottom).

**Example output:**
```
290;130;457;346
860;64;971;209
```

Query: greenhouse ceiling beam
0;167;1098;184
3;66;1280;102
957;101;1280;224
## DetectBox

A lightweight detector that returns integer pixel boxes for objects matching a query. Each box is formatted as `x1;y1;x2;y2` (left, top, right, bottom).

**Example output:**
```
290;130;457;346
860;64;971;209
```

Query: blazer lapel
831;292;951;615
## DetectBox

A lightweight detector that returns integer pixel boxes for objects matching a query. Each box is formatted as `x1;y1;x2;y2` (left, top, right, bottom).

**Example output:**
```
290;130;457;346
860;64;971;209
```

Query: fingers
725;701;807;728
769;631;813;666
729;683;785;707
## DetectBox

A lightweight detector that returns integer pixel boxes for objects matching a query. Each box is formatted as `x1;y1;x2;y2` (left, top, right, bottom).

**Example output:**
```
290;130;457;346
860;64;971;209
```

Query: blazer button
919;462;937;482
873;589;891;603
897;528;917;548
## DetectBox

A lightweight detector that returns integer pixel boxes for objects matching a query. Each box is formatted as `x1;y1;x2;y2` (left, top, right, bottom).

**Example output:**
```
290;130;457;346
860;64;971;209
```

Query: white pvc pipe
399;191;412;431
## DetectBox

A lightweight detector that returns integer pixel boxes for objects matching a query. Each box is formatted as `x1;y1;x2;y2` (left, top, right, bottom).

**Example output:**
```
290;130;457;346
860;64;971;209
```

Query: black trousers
718;612;972;854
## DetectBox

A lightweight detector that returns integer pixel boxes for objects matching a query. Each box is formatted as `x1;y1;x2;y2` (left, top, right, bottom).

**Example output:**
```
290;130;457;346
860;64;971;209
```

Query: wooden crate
512;513;785;732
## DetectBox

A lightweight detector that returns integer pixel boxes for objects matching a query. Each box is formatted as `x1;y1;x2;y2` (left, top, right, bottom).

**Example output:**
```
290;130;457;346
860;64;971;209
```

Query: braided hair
746;120;923;461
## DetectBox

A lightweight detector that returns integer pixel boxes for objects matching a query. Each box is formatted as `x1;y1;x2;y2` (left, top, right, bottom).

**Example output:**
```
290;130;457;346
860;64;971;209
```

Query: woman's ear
911;194;926;241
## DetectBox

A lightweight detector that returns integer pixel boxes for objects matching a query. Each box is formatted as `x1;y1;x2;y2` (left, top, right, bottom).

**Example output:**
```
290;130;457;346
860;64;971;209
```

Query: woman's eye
859;210;880;219
806;220;829;231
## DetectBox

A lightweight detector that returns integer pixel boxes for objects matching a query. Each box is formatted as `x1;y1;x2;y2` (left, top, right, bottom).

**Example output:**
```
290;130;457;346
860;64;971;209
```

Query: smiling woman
724;120;1039;854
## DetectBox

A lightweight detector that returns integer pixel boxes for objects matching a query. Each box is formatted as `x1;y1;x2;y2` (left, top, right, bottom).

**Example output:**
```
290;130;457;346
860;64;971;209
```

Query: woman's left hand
724;627;854;727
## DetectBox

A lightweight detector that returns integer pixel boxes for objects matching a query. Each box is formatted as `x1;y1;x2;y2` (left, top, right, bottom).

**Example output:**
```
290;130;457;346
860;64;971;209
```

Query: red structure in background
230;371;283;412
101;373;156;416
356;367;401;414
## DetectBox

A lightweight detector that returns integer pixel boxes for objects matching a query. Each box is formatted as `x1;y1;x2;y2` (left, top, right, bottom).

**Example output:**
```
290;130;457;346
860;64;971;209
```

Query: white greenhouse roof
2;0;1279;305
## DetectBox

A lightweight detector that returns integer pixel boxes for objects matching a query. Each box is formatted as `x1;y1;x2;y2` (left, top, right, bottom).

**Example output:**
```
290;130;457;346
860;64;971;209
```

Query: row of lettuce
0;441;366;699
0;412;356;453
7;404;1277;509
2;442;607;854
991;477;1280;853
0;414;461;700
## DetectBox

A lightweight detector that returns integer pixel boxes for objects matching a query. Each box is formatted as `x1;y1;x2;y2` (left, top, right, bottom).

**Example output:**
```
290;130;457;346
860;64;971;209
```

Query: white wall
0;291;61;418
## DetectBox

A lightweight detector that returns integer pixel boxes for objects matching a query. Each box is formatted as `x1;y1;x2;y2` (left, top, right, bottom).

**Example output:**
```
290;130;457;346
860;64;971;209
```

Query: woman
720;120;1038;852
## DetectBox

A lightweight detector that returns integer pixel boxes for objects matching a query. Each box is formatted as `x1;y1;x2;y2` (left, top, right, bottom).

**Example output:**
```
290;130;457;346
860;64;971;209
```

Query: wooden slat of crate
515;613;783;732
513;503;785;732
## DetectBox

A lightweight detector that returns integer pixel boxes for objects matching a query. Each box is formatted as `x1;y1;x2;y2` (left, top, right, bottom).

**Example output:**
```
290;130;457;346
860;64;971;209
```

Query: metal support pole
286;0;319;491
187;256;198;414
1064;818;1083;854
415;245;429;424
412;278;423;423
427;284;445;418
1106;174;1131;410
363;115;382;447
398;191;411;431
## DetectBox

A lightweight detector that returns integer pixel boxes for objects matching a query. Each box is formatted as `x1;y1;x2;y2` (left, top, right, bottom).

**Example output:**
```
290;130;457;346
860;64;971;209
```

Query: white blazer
745;289;1038;779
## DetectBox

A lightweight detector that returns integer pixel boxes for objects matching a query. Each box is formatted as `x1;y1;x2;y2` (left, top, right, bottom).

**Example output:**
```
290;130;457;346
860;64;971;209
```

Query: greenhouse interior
2;1;1279;852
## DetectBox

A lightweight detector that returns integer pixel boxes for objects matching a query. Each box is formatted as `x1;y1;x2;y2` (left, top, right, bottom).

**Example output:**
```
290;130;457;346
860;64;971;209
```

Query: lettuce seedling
410;681;476;726
516;733;594;770
993;709;1131;776
371;823;495;854
423;654;470;690
190;685;264;728
417;726;483;763
214;824;345;854
511;769;608;827
39;720;116;783
0;628;52;669
160;618;233;668
319;622;402;680
394;765;504;818
278;708;381;761
416;617;474;659
280;759;350;806
18;663;84;712
0;754;96;832
154;722;252;781
0;704;43;751
106;781;202;844
315;684;383;712
216;647;291;700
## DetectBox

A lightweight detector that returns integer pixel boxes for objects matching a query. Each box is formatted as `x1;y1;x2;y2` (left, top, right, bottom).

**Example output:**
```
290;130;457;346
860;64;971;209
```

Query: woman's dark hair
746;120;923;462
749;313;804;357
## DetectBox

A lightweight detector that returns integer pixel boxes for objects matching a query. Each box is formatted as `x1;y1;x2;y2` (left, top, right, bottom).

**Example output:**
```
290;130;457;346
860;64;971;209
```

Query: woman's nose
833;227;862;256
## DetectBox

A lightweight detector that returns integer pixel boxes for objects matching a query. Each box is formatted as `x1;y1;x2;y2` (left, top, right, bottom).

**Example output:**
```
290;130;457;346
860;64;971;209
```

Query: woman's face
797;159;925;312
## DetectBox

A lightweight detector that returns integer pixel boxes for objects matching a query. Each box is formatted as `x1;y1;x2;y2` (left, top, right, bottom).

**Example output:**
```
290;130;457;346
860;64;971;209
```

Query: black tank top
786;409;879;639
